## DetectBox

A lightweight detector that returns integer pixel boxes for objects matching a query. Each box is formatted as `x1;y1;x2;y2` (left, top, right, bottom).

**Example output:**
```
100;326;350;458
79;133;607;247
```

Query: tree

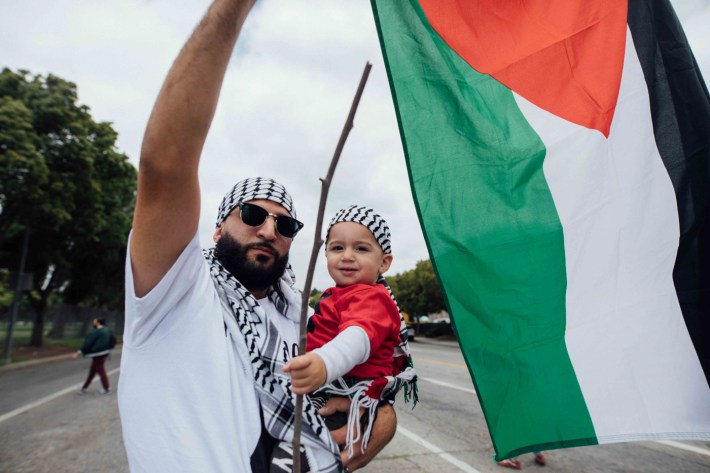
387;259;445;318
308;288;322;308
0;69;137;347
0;269;12;314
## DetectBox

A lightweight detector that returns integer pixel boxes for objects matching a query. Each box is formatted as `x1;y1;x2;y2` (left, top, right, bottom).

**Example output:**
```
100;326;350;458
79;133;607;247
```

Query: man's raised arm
130;0;256;297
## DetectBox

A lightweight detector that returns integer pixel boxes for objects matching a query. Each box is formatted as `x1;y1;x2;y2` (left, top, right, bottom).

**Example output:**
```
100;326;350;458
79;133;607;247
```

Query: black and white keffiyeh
327;205;392;254
324;205;418;457
207;177;342;472
216;177;297;227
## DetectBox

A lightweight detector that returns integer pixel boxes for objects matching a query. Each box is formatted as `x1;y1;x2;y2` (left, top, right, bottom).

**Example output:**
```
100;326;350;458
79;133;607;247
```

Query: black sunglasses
237;202;304;238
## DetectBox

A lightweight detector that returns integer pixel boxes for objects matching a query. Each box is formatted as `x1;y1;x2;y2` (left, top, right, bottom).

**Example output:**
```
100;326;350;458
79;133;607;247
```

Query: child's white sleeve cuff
312;326;370;384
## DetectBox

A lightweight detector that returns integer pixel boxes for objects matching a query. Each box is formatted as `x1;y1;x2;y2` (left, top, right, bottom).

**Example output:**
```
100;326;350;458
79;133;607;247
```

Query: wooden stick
292;61;372;473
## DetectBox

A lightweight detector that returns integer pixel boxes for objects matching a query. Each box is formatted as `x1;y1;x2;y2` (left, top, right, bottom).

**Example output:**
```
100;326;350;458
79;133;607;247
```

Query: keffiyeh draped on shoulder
205;249;343;472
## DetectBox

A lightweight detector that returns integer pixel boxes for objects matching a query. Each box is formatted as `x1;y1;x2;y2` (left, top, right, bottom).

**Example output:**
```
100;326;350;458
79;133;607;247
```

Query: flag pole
292;61;372;473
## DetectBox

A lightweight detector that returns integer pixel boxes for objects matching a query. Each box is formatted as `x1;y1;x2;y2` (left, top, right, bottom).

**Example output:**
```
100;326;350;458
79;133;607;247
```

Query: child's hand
283;353;327;394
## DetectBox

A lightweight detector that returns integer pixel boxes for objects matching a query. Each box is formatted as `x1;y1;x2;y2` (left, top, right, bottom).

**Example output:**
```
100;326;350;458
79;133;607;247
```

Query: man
72;318;112;394
118;1;396;472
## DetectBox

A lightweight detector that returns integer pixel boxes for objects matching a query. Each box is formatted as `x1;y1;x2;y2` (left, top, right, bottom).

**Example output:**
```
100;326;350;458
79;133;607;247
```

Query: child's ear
379;254;393;275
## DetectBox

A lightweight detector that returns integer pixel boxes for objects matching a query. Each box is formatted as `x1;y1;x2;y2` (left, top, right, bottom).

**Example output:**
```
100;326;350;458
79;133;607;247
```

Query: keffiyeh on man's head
216;177;297;227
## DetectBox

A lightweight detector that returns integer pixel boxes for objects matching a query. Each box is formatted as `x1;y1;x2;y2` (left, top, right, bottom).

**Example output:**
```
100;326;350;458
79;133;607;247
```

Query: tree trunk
29;300;46;347
47;303;72;339
29;270;55;348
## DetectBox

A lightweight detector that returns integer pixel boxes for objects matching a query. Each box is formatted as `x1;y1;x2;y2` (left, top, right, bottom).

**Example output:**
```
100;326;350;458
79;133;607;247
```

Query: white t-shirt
119;232;299;473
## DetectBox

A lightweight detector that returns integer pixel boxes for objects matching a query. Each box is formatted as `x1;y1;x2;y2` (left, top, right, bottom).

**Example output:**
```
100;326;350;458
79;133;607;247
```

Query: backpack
108;333;117;350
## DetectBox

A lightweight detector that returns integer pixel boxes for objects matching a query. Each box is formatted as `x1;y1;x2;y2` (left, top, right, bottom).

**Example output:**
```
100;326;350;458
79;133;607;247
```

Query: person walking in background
72;318;112;394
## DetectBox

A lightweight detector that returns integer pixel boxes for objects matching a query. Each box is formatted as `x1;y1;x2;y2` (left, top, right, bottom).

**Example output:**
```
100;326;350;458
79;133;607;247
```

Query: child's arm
284;326;369;394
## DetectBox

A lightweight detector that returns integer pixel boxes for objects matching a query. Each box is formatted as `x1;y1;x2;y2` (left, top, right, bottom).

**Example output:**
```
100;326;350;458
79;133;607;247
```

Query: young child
284;205;417;456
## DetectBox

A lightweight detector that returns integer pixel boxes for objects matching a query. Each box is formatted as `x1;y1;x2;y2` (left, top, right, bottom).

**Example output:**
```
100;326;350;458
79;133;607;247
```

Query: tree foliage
0;68;137;346
308;288;322;308
387;259;445;318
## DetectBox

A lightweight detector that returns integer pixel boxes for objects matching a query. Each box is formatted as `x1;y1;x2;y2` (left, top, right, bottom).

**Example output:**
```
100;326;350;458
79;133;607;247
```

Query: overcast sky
2;0;709;291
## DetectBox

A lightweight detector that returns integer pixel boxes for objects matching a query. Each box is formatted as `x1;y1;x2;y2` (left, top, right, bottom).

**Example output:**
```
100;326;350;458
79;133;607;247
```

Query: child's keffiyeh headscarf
206;177;342;472
327;205;392;254
324;205;419;458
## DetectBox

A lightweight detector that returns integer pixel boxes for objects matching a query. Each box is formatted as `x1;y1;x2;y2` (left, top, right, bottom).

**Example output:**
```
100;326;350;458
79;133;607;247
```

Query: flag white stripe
514;27;710;441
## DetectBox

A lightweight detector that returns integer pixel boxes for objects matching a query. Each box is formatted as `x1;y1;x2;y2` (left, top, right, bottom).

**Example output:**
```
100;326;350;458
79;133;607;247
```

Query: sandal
534;453;546;466
497;458;522;470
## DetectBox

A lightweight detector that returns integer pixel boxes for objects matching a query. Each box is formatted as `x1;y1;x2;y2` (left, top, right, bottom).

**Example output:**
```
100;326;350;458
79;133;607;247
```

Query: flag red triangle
419;0;627;137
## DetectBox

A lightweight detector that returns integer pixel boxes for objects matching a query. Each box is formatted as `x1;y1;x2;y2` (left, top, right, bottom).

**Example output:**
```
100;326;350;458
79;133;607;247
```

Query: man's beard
214;232;289;292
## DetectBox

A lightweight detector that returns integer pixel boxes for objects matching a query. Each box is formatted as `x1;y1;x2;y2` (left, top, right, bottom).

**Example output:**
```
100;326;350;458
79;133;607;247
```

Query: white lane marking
655;440;710;458
0;367;120;424
420;377;476;395
397;425;482;473
422;377;710;458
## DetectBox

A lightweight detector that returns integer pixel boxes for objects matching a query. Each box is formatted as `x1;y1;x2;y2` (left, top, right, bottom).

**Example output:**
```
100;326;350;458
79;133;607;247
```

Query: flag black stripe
628;0;710;382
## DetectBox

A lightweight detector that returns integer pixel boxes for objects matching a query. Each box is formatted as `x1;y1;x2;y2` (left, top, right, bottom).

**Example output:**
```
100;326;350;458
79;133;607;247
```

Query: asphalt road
1;342;709;472
0;352;124;473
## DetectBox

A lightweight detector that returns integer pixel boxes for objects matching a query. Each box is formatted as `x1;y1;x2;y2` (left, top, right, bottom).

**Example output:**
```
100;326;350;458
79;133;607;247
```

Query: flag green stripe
372;0;597;458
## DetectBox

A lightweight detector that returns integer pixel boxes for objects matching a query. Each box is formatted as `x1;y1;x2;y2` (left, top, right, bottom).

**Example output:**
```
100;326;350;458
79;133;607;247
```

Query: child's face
326;222;393;287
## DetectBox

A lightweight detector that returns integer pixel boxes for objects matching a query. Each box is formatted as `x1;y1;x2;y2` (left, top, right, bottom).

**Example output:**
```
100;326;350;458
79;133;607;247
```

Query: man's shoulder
125;231;209;300
123;232;218;347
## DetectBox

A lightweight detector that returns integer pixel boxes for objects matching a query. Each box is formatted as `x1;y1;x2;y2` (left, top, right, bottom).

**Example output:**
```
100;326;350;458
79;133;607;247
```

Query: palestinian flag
371;0;710;460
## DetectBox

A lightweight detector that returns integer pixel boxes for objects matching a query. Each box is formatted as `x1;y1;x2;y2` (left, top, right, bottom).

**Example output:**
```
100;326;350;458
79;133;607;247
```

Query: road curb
0;345;123;373
0;353;75;373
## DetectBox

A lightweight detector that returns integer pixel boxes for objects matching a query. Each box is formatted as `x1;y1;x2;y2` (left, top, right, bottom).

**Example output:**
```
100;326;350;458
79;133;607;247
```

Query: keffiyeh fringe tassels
318;275;419;458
